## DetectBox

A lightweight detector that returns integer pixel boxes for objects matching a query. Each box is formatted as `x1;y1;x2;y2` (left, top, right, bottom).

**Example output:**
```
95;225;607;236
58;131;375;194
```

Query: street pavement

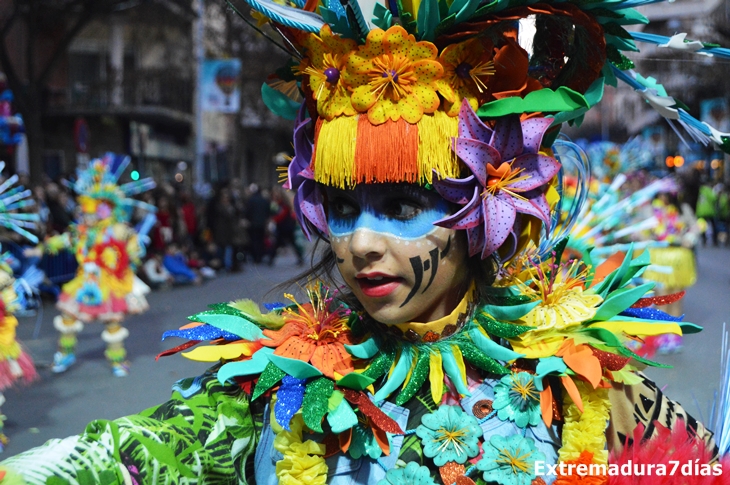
3;245;730;458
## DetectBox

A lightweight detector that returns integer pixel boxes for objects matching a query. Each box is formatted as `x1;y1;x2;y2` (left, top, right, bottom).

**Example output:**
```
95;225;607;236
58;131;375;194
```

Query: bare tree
0;0;195;182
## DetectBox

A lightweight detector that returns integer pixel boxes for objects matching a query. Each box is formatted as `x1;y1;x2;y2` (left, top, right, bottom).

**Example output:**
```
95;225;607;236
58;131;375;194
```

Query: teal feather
373;346;412;402
217;347;275;383
441;349;471;397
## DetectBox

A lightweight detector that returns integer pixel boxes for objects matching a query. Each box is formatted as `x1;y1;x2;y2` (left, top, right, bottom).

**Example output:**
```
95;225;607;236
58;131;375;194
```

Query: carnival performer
0;163;41;452
3;0;730;483
26;154;156;377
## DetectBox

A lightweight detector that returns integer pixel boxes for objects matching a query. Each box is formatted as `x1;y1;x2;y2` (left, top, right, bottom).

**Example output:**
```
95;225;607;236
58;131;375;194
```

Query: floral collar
159;239;701;484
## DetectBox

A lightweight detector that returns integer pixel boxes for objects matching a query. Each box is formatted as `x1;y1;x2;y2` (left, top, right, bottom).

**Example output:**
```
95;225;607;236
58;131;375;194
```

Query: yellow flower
301;25;358;120
517;260;603;332
521;285;603;331
273;413;328;485
437;38;495;116
344;26;444;124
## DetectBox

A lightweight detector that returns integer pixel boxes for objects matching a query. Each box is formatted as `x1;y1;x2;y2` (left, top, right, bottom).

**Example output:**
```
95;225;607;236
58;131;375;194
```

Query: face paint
326;184;469;325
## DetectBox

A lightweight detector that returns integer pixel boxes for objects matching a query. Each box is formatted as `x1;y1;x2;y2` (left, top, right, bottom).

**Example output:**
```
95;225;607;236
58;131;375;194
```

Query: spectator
245;184;271;264
162;243;201;285
269;187;304;266
151;196;175;252
142;252;174;289
209;190;239;272
696;182;718;246
179;191;198;245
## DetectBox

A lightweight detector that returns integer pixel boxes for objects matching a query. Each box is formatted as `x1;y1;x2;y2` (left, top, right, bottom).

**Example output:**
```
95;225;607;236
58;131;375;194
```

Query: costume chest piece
254;377;561;485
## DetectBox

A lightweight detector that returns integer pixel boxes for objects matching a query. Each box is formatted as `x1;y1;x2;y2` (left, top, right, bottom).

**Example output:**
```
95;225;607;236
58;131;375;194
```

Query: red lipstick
355;273;403;297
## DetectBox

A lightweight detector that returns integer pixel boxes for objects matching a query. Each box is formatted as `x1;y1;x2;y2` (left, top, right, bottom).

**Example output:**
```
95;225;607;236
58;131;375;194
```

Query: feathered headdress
229;0;730;261
66;153;156;223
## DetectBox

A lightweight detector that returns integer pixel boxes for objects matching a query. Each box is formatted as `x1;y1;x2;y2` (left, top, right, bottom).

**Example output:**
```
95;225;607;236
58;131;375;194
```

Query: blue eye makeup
326;185;451;240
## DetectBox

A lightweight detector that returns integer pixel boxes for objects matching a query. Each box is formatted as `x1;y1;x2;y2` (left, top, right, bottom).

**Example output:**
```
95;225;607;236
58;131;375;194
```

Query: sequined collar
379;283;476;343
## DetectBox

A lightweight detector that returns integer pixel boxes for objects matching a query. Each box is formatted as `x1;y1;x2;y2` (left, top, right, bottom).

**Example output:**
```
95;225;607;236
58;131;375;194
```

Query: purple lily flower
286;105;328;239
434;100;561;259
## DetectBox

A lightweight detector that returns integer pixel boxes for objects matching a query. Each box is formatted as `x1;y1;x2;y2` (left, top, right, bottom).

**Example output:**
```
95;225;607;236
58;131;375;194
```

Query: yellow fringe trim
559;380;611;465
312;112;461;188
313;116;359;189
417;111;460;184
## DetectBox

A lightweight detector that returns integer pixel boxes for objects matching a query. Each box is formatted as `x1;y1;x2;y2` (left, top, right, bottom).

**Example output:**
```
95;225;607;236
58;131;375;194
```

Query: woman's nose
348;227;386;260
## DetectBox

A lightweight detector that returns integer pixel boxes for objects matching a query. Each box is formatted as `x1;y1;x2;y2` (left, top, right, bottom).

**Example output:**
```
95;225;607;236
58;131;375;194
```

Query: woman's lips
356;274;403;297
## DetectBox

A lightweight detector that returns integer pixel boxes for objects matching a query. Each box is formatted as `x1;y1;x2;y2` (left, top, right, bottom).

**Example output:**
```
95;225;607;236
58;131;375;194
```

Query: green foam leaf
261;82;300;120
478;86;589;118
269;354;323;379
336;372;376;391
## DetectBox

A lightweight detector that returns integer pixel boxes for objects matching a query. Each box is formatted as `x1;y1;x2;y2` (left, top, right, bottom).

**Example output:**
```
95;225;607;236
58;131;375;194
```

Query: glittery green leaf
395;349;430;405
361;349;395;380
302;377;335;433
474;313;531;338
617;346;672;368
252;362;286;400
206;303;244;317
460;341;510;375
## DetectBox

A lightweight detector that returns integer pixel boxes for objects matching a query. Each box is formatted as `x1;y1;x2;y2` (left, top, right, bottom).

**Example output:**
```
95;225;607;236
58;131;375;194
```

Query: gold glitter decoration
439;462;465;485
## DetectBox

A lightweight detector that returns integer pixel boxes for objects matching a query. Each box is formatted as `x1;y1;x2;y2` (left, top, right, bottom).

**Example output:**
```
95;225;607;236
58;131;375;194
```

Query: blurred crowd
678;170;730;247
1;173;307;297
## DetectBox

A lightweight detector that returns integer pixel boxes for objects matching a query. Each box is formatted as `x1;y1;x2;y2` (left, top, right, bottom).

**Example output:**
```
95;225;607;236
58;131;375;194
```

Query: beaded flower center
369;55;417;101
453;60;494;92
305;52;346;98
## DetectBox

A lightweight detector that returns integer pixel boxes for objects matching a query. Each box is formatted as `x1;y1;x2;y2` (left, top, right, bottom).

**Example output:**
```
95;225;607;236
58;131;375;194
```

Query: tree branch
0;1;19;39
36;0;101;86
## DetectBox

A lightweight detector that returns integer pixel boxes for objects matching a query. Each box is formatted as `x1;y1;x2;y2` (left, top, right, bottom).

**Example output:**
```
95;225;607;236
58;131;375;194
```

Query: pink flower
434;101;560;259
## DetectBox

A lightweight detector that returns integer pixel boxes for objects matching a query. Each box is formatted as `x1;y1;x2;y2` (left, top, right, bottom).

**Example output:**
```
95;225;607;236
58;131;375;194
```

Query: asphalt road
3;246;730;458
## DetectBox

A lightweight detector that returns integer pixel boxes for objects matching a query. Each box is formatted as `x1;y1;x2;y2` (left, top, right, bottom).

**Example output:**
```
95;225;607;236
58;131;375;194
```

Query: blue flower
415;405;482;467
377;462;437;485
477;434;545;485
493;372;541;428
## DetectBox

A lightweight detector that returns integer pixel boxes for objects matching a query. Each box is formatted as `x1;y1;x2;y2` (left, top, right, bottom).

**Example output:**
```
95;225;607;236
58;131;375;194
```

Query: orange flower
261;290;354;379
489;38;543;101
301;25;358;120
437;38;495;116
344;26;444;124
554;451;607;485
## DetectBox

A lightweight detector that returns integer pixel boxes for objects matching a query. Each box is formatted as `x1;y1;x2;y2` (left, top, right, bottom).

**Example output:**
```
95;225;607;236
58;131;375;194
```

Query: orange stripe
354;117;419;184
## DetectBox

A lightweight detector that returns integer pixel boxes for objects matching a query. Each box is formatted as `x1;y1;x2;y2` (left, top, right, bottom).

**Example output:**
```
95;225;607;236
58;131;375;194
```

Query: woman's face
326;184;469;325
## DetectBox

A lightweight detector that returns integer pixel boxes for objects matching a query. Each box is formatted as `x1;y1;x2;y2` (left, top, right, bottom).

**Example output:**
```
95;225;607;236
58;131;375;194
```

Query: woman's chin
360;302;414;326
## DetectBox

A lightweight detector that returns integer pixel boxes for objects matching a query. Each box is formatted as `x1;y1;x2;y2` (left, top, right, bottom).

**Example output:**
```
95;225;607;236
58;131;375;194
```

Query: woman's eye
330;198;358;218
385;199;421;220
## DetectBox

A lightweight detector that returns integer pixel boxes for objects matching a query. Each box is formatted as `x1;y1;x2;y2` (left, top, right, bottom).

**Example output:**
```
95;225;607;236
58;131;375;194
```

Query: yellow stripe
429;350;444;405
